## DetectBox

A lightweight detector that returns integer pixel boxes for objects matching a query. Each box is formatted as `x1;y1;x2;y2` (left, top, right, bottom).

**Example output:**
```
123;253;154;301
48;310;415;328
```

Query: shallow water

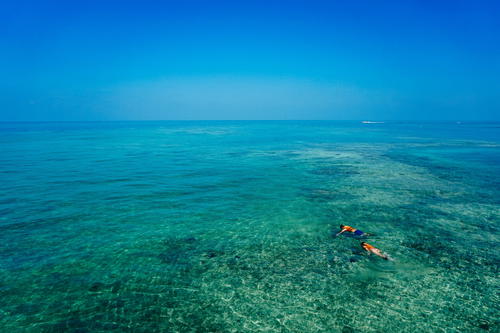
0;121;498;332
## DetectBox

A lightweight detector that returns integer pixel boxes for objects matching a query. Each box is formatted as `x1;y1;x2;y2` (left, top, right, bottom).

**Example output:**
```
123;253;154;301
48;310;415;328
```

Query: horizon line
1;120;499;123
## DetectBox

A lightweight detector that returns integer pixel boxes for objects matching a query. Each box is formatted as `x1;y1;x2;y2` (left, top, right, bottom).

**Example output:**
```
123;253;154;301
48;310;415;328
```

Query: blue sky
1;0;499;120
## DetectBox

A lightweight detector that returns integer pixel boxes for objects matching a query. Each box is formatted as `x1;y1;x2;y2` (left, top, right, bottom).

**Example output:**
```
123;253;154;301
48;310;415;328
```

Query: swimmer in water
335;225;369;237
360;242;391;260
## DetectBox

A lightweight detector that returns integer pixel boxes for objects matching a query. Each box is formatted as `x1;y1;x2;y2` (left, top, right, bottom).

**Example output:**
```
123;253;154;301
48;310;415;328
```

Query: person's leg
354;229;364;236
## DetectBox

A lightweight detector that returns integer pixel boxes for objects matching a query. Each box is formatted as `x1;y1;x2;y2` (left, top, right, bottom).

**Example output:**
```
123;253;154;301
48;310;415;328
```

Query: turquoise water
0;121;498;332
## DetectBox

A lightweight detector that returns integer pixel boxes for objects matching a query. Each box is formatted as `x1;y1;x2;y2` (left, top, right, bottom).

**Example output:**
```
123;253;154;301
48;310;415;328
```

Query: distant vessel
361;121;385;124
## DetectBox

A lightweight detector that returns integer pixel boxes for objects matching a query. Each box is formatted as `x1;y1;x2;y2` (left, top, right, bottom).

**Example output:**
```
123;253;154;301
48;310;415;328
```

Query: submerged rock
478;321;490;330
111;281;121;293
205;250;225;258
88;282;105;292
184;237;196;243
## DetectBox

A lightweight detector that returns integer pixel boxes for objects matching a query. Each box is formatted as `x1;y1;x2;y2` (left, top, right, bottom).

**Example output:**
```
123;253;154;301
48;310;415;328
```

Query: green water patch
384;148;500;204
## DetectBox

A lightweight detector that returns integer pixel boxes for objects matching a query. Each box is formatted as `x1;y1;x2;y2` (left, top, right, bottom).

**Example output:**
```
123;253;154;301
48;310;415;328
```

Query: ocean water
0;121;498;332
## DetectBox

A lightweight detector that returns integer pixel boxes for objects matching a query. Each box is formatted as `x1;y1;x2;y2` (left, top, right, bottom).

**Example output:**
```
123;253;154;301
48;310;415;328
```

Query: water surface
0;121;498;332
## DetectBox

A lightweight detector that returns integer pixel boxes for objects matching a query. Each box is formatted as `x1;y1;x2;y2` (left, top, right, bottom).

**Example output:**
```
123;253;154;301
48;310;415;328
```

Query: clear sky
1;0;499;121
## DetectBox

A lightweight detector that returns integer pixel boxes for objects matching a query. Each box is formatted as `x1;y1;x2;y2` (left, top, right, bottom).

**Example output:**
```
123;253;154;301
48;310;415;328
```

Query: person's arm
335;229;346;237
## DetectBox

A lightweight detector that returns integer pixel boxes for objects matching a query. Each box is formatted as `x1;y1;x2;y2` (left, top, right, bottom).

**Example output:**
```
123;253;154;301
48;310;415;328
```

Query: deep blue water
0;121;499;332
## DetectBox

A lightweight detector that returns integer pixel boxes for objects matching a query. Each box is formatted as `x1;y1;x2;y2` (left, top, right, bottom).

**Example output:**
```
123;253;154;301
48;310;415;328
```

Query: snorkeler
335;225;368;237
360;242;391;260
